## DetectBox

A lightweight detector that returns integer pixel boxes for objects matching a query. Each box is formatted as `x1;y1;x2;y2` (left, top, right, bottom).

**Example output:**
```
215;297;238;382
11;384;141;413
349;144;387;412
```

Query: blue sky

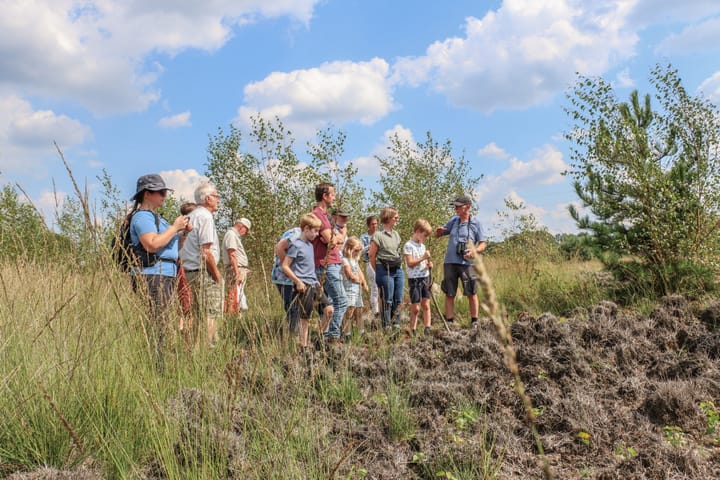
2;0;720;236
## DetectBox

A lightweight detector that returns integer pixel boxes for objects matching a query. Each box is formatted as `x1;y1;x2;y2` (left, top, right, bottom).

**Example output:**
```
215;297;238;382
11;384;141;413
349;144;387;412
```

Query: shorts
185;270;224;318
292;283;330;319
441;263;478;297
408;276;431;304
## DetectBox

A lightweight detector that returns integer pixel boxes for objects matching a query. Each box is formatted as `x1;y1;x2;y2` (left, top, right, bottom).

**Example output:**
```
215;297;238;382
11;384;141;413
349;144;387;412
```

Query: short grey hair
194;182;217;204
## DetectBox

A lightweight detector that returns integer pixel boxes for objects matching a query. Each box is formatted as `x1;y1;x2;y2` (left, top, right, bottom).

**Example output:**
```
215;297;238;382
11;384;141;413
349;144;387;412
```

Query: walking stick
428;265;450;332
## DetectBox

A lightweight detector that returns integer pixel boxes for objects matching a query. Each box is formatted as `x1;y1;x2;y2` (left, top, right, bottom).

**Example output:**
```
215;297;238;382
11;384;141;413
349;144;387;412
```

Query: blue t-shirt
129;210;179;277
440;215;486;265
287;238;318;285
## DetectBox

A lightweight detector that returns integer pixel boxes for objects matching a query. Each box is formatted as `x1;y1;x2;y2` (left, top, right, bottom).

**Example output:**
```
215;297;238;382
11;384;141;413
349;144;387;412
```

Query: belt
184;269;199;272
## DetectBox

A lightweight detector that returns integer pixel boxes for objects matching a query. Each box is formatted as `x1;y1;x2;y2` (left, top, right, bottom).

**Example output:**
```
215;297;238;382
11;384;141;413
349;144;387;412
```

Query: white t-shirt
404;240;429;279
180;206;219;270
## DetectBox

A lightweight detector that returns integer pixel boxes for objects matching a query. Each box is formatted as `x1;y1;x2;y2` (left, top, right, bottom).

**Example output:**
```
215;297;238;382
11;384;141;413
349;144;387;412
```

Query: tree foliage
565;64;720;297
373;131;482;242
307;127;367;236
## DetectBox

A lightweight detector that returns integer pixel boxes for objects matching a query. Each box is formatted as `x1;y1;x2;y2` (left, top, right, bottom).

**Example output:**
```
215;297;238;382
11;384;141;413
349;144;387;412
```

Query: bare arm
201;244;222;283
281;255;305;292
139;215;187;252
369;241;378;271
275;238;290;262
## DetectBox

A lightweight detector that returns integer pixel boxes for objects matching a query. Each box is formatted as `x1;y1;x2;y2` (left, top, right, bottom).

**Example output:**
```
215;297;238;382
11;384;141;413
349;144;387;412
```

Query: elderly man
222;217;251;315
180;183;222;345
434;194;487;328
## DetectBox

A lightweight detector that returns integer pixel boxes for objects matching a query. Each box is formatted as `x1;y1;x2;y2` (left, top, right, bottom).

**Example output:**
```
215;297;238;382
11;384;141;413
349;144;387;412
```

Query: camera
456;241;467;256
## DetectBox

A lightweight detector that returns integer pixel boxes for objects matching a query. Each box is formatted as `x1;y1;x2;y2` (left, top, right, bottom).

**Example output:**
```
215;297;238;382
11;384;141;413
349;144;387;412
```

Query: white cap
236;218;252;230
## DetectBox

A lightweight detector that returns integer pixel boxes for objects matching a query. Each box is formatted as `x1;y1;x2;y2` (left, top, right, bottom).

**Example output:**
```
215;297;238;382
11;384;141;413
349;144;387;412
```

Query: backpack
111;210;161;272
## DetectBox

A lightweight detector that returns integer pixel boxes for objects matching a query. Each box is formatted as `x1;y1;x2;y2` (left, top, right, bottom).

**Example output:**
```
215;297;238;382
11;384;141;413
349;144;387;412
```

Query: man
435;194;487;328
332;208;350;257
180;183;223;345
222;217;251;315
359;215;379;319
311;182;348;343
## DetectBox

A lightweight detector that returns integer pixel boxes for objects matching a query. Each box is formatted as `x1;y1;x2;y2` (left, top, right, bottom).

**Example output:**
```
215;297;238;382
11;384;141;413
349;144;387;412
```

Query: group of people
126;173;487;361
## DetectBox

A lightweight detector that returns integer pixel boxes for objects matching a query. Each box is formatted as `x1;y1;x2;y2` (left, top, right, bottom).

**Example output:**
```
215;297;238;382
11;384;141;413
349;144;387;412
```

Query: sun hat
132;173;172;200
237;218;252;230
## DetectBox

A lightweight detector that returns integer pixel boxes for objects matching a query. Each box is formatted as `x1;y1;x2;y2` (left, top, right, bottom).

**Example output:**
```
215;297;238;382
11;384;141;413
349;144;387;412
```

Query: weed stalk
470;243;555;480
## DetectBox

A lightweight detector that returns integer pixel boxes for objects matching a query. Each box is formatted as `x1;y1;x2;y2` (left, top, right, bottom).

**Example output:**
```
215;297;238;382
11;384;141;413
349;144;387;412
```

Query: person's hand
363;282;369;292
294;280;306;292
173;215;189;232
434;227;444;238
428;261;433;269
425;251;431;260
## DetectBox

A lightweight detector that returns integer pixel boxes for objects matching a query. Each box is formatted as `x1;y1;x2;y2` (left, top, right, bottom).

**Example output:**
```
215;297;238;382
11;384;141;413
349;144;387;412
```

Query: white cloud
349;124;416;176
236;58;394;139
0;95;92;174
615;68;635;88
476;144;569;235
158;111;191;128
477;142;510;159
391;0;638;112
656;16;720;55
0;0;322;114
159;168;208;203
477;144;567;204
698;71;720;103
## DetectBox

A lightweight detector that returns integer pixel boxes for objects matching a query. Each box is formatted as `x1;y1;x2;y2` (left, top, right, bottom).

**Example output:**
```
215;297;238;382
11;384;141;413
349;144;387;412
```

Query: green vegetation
565;64;720;299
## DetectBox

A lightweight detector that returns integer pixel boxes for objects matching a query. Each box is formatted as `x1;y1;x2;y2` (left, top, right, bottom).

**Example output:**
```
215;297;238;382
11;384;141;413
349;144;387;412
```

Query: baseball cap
331;208;349;217
132;173;172;200
451;195;473;207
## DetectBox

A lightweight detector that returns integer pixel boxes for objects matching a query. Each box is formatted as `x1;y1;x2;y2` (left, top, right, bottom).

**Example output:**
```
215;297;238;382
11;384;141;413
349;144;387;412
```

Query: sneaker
471;320;478;329
411;329;417;337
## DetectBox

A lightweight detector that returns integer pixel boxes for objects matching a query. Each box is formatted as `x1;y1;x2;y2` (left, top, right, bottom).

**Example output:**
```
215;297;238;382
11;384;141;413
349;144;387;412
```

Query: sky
2;0;720;237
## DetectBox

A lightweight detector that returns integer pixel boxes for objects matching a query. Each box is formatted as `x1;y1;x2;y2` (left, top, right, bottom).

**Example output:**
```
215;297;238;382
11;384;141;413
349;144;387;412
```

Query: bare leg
421;298;431;327
409;303;420;330
299;318;310;348
468;294;479;318
445;295;456;319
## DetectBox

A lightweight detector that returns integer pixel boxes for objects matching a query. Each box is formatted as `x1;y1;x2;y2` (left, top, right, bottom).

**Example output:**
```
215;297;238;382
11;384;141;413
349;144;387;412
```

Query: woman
369;207;404;330
129;173;189;364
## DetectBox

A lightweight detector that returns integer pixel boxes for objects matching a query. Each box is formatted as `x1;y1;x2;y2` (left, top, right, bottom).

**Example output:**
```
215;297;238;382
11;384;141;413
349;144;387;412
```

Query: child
341;236;368;338
282;213;334;351
403;219;433;335
177;202;196;343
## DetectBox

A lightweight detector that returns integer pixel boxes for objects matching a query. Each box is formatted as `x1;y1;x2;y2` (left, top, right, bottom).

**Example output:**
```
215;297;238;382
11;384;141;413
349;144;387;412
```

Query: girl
342;236;368;337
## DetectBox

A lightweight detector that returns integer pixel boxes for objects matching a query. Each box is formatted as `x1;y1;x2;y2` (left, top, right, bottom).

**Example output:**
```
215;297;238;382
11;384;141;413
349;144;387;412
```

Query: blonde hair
343;236;362;259
413;219;432;235
300;213;322;230
379;207;398;224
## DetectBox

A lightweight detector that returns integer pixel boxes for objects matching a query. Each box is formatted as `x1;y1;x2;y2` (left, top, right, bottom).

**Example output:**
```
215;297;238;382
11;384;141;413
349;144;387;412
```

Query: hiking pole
428;266;450;332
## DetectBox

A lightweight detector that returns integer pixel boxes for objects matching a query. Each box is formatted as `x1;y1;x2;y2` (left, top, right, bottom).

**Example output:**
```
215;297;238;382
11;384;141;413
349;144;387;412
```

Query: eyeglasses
208;193;219;198
154;190;168;197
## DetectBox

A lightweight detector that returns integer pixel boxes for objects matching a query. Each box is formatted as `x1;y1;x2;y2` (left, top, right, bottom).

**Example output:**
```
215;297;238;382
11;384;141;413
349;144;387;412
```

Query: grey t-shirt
287;238;318;285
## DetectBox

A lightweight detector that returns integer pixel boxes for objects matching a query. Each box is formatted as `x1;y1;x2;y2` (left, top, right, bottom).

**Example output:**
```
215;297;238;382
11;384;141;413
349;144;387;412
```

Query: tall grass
0;250;604;478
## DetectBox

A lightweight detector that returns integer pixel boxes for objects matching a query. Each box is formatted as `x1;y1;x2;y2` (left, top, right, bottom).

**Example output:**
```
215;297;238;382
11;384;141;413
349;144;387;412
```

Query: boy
282;213;334;351
404;219;433;335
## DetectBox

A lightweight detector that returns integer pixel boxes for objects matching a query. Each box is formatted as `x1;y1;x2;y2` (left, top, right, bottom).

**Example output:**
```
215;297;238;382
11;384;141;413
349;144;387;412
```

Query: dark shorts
292;283;330;319
408;277;431;304
441;263;478;297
